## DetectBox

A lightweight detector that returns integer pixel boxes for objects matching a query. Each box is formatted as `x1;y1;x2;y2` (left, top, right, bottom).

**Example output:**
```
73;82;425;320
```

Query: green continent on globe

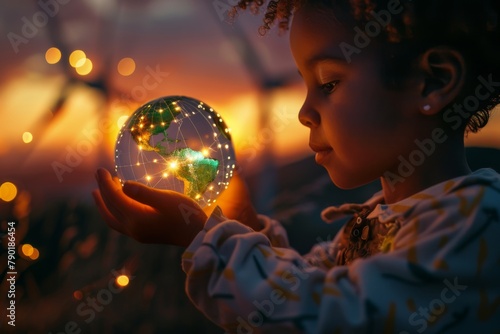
127;98;182;152
168;148;219;199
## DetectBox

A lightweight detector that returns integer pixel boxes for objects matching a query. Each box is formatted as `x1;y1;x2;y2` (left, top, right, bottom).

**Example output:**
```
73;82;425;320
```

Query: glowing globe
115;96;236;208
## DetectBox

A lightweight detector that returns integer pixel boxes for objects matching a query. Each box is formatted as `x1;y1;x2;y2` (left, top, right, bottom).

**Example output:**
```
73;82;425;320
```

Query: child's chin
327;169;374;190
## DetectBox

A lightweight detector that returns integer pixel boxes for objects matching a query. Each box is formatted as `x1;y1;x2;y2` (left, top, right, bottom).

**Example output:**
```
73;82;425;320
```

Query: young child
93;0;500;332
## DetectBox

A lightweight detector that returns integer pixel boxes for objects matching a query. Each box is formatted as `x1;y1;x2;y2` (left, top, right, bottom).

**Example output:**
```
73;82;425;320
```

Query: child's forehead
290;5;357;47
290;4;391;71
293;1;355;24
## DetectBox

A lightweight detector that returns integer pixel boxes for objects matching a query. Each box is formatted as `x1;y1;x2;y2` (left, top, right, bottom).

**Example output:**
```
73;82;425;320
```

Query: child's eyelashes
320;80;340;95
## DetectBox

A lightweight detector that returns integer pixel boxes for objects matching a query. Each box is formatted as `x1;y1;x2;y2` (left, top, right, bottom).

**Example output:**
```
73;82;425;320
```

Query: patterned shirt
182;168;500;333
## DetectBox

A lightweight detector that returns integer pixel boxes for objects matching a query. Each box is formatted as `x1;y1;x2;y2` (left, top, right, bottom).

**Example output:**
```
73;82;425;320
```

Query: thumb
122;181;171;210
122;181;203;215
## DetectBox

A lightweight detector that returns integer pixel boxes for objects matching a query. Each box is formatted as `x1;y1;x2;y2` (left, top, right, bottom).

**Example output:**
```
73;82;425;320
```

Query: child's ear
417;46;466;115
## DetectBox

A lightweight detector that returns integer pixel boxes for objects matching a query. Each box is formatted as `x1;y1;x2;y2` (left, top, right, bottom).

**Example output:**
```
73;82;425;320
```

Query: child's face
290;5;426;189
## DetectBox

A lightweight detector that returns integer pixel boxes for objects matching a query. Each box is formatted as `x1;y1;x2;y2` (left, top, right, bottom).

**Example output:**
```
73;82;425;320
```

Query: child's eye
320;81;339;95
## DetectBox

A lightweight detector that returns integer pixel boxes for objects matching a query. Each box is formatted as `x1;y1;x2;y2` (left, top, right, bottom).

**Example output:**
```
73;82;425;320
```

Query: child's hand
92;168;207;247
207;168;262;231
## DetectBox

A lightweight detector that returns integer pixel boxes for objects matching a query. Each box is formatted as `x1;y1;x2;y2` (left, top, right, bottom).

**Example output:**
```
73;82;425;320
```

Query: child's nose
298;100;320;128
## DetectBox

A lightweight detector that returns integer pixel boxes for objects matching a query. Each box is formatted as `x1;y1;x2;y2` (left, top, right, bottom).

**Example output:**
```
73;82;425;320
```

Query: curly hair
231;0;500;133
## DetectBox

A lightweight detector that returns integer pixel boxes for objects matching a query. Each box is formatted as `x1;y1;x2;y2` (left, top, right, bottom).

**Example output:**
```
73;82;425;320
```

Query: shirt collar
367;168;500;223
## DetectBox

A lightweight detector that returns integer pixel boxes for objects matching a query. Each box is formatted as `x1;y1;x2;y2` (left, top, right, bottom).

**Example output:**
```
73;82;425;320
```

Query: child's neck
380;135;472;204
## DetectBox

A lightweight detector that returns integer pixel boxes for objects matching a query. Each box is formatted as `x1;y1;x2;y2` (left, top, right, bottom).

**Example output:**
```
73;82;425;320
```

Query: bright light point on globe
114;96;236;208
23;131;33;143
116;275;130;287
169;161;178;170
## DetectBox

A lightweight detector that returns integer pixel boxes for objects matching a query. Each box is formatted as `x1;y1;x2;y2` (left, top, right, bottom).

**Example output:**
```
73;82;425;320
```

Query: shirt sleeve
181;188;500;333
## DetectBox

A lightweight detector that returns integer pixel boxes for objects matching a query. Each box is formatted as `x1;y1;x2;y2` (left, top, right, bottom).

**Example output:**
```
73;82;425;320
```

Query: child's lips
309;143;333;164
315;149;333;164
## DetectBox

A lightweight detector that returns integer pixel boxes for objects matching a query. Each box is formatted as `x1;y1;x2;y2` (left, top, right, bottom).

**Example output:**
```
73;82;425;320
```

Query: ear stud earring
423;104;431;111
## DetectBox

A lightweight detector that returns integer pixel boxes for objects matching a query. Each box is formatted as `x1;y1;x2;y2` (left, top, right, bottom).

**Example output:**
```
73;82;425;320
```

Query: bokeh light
21;244;34;257
116;275;130;287
117;57;136;76
22;131;33;143
69;50;86;68
75;58;93;76
0;182;17;202
73;290;83;300
45;47;62;64
29;248;40;260
74;58;87;68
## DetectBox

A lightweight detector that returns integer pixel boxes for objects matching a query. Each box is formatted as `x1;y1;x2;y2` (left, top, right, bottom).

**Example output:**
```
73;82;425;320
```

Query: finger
92;189;127;234
112;176;122;186
96;168;137;222
122;181;200;212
